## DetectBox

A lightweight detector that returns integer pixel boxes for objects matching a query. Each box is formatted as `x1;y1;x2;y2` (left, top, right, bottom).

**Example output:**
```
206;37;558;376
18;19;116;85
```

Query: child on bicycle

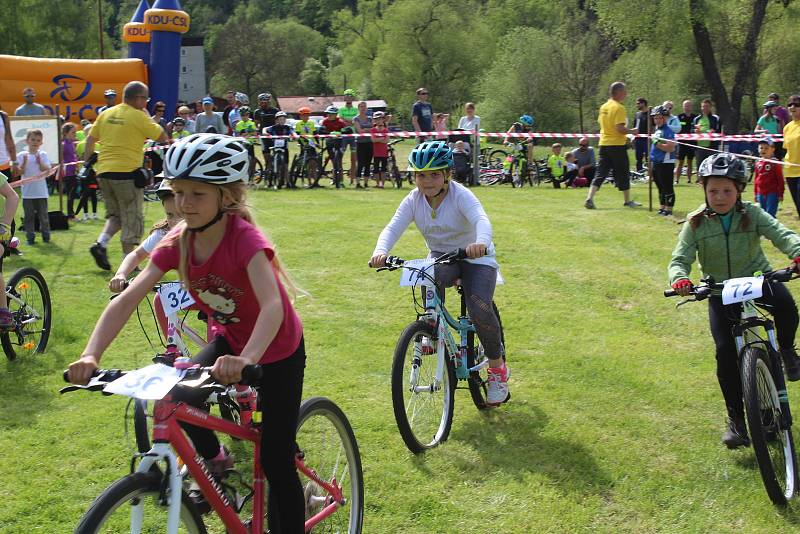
668;152;800;449
369;140;510;405
68;133;308;532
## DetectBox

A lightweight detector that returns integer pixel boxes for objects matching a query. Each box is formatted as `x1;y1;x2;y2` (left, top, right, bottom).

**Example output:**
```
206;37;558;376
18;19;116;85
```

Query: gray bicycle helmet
698;153;747;186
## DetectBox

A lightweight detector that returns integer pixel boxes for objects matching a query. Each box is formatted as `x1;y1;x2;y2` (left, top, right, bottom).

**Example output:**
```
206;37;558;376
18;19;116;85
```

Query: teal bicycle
377;249;505;453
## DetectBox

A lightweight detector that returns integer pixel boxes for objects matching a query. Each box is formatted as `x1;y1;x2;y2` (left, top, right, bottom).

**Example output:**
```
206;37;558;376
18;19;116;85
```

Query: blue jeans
756;192;779;217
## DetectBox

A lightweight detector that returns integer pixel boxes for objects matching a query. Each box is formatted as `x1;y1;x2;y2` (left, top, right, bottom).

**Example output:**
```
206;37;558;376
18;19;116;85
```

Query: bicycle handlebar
663;268;796;301
61;363;264;393
371;248;468;271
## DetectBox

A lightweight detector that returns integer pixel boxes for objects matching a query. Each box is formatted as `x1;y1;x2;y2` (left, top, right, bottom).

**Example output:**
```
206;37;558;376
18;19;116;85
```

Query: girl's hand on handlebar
369;254;388;268
792;257;800;273
465;243;487;259
68;355;99;385
671;279;693;297
212;355;249;385
108;274;127;293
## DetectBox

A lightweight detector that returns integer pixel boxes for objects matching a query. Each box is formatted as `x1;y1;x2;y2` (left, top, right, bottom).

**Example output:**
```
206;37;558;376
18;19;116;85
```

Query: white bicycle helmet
234;92;249;105
164;134;249;184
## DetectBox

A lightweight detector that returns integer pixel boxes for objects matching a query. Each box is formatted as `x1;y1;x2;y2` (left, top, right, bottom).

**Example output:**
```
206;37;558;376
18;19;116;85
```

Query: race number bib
274;139;286;148
399;259;434;287
158;282;196;316
308;138;317;148
722;276;764;305
104;363;184;400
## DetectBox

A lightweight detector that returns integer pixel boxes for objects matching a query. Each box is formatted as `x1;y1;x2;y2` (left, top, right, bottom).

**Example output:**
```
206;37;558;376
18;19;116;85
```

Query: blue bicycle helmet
408;141;453;172
519;114;534;127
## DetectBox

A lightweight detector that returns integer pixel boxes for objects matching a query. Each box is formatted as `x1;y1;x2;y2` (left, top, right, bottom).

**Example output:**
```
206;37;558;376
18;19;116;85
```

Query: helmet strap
188;210;225;233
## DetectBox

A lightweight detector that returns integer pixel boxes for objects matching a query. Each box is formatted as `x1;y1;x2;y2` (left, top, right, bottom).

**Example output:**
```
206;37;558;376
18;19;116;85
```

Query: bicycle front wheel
2;266;51;360
75;471;206;533
742;346;798;505
296;397;364;533
391;321;455;453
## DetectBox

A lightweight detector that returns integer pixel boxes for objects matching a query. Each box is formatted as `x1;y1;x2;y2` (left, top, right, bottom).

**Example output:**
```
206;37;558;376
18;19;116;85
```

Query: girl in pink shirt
68;134;307;532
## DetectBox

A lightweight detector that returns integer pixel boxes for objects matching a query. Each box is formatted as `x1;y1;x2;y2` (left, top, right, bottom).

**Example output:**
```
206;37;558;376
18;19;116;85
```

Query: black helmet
650;105;669;117
698;153;747;186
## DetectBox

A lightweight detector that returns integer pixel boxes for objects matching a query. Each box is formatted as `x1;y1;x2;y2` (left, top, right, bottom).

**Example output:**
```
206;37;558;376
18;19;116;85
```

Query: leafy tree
298;58;333;95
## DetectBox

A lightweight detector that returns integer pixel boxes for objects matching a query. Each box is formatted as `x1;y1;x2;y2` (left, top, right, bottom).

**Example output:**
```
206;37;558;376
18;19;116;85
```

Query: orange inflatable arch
0;55;148;123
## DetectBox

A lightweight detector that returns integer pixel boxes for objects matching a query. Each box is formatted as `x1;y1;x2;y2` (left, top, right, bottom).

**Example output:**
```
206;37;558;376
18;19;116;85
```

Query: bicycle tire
307;158;320;187
296;396;364;533
391;320;455;453
289;155;300;188
133;399;151;453
389;156;402;188
467;302;506;410
488;149;508;170
74;471;207;533
2;267;51;361
741;346;798;505
250;158;264;188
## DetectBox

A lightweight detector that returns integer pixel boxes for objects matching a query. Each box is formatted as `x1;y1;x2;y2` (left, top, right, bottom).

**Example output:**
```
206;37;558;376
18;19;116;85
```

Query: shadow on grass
729;449;800;522
0;345;69;429
440;403;611;496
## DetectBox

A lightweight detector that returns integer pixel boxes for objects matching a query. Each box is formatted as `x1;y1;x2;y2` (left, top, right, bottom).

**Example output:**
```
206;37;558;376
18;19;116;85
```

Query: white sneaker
91;213;98;220
486;364;510;406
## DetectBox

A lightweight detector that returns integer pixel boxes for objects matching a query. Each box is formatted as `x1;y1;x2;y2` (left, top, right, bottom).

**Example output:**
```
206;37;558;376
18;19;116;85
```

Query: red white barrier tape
7;166;59;189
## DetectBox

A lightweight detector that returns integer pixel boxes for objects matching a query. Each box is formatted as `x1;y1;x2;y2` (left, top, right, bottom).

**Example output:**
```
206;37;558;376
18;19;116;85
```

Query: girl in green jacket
668;153;800;449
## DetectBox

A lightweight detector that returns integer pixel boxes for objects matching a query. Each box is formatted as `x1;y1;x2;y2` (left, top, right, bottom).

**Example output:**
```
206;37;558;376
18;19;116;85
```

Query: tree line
2;0;799;134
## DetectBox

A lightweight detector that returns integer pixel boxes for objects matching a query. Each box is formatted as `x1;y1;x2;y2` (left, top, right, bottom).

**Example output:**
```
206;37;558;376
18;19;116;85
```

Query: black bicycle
289;137;321;189
2;265;52;361
387;138;404;188
665;268;799;505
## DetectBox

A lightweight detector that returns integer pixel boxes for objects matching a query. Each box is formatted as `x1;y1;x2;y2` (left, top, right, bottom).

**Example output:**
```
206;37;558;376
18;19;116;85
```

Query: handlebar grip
240;365;263;386
63;368;100;383
663;289;677;297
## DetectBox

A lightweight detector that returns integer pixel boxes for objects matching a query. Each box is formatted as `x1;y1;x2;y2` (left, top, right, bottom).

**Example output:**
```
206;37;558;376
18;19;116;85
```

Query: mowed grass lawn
5;176;800;533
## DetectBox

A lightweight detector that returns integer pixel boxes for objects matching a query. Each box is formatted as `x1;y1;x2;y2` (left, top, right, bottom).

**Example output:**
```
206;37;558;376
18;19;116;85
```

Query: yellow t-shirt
90;103;164;174
598;98;628;146
783;120;800;178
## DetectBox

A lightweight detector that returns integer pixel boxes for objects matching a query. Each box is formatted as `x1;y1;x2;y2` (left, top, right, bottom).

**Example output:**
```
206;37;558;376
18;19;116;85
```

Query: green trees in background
3;0;800;133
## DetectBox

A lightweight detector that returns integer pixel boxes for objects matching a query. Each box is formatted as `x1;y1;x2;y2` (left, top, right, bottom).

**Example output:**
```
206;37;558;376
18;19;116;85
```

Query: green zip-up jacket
668;201;800;286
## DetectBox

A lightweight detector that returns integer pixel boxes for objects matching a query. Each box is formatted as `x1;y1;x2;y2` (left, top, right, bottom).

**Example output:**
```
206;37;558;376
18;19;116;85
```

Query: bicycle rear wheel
487;149;508;170
296;396;363;533
742;346;798;505
75;471;206;533
391;321;455;453
467;302;505;410
2;267;51;360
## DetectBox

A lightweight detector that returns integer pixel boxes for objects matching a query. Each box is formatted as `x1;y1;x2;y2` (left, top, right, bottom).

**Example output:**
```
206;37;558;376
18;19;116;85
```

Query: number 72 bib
721;276;764;305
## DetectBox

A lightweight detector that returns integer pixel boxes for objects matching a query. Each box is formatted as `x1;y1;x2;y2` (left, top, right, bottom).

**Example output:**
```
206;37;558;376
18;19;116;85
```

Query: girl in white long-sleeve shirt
370;140;509;406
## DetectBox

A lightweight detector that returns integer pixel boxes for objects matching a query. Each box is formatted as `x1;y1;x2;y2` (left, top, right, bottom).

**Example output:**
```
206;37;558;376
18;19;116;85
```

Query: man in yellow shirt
782;95;800;218
585;81;640;209
84;81;167;270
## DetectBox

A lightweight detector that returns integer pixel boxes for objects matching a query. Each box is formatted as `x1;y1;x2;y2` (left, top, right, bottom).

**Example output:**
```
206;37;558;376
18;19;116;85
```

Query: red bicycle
62;364;363;533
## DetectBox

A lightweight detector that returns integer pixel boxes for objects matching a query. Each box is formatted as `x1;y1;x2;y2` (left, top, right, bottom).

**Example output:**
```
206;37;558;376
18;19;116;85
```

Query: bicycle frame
141;395;344;534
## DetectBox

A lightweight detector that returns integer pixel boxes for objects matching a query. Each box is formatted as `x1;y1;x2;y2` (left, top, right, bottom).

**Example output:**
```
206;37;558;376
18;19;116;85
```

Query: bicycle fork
134;443;183;534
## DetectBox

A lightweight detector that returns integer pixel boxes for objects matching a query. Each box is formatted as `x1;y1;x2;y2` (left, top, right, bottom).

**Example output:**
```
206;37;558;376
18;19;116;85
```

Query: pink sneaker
486;364;510;406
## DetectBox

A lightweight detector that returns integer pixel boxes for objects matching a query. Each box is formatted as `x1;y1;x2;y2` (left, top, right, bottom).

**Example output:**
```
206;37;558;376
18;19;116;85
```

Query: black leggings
787;177;800;219
75;187;98;215
708;281;798;416
183;335;306;534
653;162;675;207
355;143;372;179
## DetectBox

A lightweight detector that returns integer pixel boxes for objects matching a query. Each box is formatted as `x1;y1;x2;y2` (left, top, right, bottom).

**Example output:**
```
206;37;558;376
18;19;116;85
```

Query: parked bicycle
664;268;798;505
375;249;505;453
2;261;51;361
289;136;321;189
387;138;404;188
322;133;346;188
61;363;364;533
264;135;291;190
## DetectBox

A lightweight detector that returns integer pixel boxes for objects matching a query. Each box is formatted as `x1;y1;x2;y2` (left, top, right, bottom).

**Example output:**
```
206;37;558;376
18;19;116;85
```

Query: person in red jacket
754;137;785;218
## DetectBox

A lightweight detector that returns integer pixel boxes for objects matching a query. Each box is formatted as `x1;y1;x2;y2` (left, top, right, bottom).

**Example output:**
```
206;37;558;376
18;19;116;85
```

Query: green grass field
4;176;800;533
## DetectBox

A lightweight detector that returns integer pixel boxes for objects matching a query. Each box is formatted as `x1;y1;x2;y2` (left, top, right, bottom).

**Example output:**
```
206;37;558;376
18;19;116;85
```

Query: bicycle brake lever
676;297;697;308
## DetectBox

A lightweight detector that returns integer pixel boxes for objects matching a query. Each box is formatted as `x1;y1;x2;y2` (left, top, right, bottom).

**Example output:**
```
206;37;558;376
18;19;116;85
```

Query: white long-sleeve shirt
373;181;498;268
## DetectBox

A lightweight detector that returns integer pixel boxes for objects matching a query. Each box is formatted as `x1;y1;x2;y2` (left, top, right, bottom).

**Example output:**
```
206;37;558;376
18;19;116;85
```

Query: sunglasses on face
789;103;800;108
419;92;428;95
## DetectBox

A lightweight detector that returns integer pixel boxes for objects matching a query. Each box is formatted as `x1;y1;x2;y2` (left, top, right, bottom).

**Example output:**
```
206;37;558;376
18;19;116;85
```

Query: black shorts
372;157;387;173
677;142;696;160
594;145;630;191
